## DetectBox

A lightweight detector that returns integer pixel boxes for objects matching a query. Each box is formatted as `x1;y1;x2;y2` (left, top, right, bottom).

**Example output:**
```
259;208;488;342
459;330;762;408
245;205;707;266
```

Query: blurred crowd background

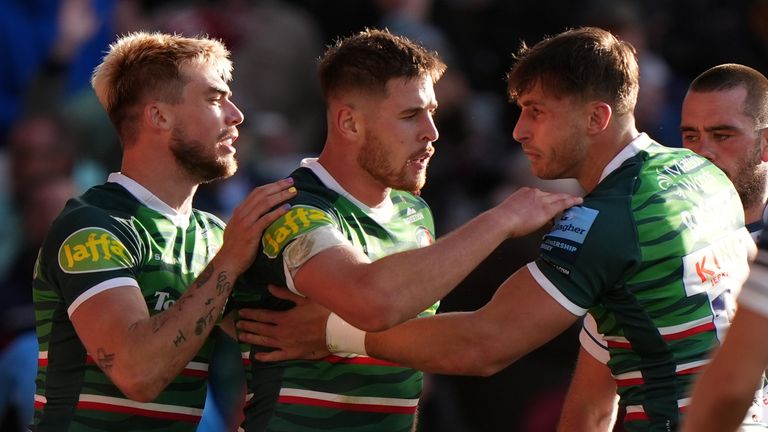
2;0;767;431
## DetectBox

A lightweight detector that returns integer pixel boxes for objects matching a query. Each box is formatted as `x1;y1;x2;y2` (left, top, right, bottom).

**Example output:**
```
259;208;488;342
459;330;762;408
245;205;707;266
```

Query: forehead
381;75;436;106
517;81;576;109
681;87;750;126
180;62;229;92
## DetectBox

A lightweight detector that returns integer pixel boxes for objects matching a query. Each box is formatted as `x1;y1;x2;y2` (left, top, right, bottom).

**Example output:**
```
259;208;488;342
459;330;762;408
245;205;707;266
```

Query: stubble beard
730;137;767;213
170;126;237;184
535;129;587;180
358;130;427;193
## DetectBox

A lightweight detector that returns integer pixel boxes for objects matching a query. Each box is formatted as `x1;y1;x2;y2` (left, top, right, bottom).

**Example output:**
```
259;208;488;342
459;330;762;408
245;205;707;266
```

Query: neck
121;145;198;214
744;201;767;227
317;143;390;208
578;119;640;193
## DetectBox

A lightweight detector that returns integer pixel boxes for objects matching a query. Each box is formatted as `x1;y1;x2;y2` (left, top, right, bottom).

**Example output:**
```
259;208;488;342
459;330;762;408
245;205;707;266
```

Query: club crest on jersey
58;227;131;273
415;226;434;247
263;206;334;258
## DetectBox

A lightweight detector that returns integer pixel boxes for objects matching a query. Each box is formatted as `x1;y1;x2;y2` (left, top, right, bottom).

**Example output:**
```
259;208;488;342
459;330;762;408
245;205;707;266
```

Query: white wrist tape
326;312;367;356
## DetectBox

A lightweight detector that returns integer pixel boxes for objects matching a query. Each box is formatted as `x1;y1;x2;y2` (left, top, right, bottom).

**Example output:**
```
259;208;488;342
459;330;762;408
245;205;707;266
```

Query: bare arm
296;187;582;331
557;348;618;432
362;266;580;375
70;179;295;402
681;307;768;432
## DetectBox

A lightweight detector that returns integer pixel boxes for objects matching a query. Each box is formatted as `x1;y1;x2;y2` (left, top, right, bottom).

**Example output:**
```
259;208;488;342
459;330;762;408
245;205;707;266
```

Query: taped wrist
325;312;367;356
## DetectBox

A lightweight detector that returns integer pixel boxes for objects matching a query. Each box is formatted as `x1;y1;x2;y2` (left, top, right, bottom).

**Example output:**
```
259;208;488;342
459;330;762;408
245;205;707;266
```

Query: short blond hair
92;32;233;144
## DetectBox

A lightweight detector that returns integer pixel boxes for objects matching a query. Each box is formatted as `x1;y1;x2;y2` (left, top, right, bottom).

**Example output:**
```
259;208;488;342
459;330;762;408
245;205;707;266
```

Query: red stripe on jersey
242;354;403;367
662;321;715;341
615;377;644;387
624;411;649;422
607;321;716;350
76;401;201;422
277;395;417;414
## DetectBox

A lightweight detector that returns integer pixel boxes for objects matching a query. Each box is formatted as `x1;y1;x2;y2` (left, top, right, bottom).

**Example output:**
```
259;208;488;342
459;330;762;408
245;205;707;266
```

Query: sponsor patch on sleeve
540;206;599;267
58;227;133;273
262;206;335;259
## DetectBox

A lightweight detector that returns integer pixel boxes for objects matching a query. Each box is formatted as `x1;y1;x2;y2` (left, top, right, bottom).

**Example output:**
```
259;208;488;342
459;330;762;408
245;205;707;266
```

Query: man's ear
587;101;612;134
759;127;768;162
335;104;361;140
145;102;172;131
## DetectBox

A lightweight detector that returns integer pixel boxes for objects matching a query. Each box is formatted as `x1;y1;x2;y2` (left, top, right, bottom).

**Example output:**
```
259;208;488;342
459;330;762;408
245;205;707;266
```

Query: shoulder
262;204;339;259
42;188;143;272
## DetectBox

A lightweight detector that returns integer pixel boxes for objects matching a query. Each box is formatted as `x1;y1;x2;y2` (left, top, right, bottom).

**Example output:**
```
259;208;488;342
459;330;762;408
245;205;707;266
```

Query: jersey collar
300;158;395;223
108;172;191;229
598;133;653;185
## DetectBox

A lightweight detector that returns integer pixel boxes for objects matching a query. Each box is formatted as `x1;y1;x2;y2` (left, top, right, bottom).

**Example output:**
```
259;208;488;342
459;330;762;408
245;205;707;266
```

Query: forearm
682;389;753;432
365;312;509;376
111;256;239;400
354;210;513;328
682;309;768;432
558;349;618;432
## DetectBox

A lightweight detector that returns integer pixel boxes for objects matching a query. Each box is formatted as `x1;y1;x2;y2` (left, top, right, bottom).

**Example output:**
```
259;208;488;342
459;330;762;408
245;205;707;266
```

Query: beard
531;126;587;180
729;137;767;212
170;126;237;183
357;129;428;193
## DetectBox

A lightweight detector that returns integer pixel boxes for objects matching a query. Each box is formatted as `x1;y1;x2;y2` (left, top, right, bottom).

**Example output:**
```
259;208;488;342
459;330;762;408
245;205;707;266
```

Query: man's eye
682;134;698;143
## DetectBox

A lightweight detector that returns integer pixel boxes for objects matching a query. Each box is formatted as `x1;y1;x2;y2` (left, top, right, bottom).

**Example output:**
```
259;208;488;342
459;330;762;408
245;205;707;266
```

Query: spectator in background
0;113;76;282
0;0;115;145
0;175;77;432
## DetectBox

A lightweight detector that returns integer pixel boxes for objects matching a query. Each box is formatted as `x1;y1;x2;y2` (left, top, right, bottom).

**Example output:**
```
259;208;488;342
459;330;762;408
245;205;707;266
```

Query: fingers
254;350;292;363
236;177;297;218
238;308;279;325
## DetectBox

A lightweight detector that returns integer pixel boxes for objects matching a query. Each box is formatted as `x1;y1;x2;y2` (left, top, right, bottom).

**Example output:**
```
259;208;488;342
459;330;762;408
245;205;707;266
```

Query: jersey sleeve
528;202;639;315
41;207;142;316
261;204;351;296
579;314;610;364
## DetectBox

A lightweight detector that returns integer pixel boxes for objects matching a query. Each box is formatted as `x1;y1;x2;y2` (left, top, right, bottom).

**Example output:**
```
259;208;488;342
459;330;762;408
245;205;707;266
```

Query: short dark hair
507;26;639;115
689;63;768;128
318;28;446;101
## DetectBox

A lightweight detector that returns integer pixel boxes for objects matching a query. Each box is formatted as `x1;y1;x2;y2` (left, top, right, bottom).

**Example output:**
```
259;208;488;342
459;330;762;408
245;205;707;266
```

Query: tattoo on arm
150;314;170;333
216;271;232;296
194;307;217;336
194;265;214;290
173;330;187;347
96;348;115;372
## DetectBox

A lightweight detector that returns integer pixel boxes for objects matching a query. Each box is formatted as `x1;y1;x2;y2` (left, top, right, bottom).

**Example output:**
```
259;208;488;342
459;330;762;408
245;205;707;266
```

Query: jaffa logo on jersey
262;206;334;258
58;227;132;273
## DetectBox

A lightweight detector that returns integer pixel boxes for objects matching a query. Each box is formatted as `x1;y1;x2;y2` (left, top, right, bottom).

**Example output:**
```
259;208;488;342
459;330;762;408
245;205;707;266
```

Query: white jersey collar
300;158;395;223
598;133;653;185
108;172;191;229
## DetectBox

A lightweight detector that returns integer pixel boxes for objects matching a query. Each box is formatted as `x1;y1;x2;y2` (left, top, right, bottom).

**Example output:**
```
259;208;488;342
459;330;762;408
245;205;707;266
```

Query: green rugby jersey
528;134;752;432
231;159;438;432
33;173;224;431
